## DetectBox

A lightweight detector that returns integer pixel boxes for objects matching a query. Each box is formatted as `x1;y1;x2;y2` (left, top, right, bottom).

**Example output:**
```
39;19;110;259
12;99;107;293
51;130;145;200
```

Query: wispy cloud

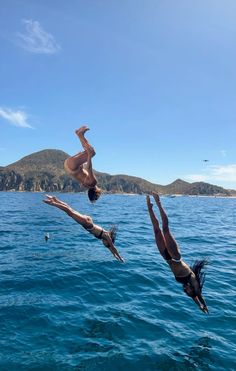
0;107;33;128
16;19;61;54
220;150;227;157
184;164;236;184
209;164;236;182
184;174;208;182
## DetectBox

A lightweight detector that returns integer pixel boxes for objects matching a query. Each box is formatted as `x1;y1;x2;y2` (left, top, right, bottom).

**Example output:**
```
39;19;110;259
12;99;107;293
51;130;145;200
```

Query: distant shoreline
1;190;236;198
1;149;235;196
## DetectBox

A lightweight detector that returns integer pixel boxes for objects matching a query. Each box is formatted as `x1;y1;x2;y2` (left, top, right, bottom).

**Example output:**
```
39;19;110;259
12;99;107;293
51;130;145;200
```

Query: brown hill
0;149;233;196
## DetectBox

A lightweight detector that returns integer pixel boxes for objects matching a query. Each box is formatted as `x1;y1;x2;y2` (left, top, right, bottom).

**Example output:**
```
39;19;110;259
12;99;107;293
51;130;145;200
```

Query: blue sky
0;0;236;189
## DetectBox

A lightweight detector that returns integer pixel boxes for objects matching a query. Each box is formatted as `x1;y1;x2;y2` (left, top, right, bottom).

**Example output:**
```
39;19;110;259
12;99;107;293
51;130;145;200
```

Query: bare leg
65;150;88;172
146;196;167;260
152;192;181;260
75;126;96;155
65;126;96;173
43;195;93;228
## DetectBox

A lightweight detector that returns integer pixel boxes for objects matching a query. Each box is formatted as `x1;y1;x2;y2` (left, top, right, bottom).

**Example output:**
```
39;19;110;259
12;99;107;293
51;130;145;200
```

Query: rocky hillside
0;149;234;196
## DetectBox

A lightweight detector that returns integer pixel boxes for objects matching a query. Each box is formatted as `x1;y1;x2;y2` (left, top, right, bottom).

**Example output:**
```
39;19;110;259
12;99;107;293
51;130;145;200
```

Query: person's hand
200;304;209;314
106;242;124;262
202;306;209;314
108;245;124;263
103;233;124;263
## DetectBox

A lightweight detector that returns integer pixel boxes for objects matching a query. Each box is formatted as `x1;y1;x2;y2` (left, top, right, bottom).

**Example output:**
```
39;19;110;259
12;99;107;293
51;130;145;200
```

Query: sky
0;0;236;189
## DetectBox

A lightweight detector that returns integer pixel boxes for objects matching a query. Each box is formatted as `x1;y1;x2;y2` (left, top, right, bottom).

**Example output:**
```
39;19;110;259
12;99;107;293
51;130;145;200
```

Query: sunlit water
0;192;236;370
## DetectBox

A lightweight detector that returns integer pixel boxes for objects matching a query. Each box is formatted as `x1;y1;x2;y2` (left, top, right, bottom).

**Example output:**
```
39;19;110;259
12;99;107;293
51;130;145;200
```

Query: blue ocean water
0;192;236;371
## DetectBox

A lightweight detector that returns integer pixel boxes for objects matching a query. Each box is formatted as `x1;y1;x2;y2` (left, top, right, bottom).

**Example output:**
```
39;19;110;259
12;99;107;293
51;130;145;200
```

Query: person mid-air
43;195;124;263
146;192;208;314
64;126;102;202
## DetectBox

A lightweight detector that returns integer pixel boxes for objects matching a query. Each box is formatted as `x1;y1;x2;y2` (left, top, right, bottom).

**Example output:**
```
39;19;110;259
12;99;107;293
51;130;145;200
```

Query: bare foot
75;126;89;137
152;192;160;203
43;198;54;205
43;195;58;205
45;194;58;202
44;194;54;200
86;145;96;157
45;195;68;207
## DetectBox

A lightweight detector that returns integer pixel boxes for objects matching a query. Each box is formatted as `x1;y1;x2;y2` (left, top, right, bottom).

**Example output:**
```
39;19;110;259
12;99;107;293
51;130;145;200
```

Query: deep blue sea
0;192;236;371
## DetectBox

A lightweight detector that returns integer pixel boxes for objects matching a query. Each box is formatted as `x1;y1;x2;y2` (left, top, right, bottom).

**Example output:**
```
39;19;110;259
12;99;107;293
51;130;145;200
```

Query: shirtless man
64;126;102;202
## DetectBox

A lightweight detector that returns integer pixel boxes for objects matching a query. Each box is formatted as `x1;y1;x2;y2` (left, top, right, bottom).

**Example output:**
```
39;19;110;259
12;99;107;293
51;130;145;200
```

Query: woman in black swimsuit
43;195;124;263
146;192;208;314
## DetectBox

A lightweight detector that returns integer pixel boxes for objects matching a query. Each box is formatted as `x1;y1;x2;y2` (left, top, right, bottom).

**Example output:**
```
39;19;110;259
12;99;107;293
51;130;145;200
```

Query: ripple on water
0;193;236;370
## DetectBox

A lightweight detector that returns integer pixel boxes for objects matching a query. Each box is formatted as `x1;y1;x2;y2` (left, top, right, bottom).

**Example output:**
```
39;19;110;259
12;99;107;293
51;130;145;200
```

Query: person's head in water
88;186;102;202
45;233;50;242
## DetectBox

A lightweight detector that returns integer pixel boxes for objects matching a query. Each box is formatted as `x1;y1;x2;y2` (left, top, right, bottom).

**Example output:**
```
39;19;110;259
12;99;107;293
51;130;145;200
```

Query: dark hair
88;186;102;202
109;225;118;243
190;259;208;293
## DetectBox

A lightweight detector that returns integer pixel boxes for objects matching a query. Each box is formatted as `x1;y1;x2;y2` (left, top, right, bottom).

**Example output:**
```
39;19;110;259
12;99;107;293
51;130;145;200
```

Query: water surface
0;193;235;370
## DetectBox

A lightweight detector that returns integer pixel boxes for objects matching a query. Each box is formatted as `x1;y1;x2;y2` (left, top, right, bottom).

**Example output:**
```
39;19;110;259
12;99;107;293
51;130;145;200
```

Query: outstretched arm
198;295;208;313
190;276;209;313
102;233;124;263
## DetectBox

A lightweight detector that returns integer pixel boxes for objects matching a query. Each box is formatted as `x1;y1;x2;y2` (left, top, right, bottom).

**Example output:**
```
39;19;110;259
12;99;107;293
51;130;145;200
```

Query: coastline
1;190;236;198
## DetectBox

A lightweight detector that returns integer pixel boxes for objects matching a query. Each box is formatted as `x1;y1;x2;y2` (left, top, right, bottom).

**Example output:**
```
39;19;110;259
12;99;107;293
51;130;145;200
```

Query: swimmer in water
43;195;124;263
146;192;208;314
45;233;50;242
64;126;102;202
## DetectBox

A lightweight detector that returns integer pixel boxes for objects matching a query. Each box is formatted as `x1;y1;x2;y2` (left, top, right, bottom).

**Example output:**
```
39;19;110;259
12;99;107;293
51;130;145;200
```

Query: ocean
0;192;235;370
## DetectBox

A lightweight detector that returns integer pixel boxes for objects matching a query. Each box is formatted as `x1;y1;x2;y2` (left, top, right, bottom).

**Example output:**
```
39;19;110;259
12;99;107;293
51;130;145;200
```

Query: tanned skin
146;192;208;314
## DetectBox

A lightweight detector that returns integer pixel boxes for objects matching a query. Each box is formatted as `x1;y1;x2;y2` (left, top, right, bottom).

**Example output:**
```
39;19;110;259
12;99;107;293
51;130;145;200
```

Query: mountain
4;149;67;175
0;149;234;196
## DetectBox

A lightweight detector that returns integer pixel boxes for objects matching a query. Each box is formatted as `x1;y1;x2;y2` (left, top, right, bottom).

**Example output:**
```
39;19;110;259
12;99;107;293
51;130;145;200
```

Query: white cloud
209;165;236;182
220;150;227;157
184;174;208;182
17;19;61;54
0;107;32;128
184;164;236;184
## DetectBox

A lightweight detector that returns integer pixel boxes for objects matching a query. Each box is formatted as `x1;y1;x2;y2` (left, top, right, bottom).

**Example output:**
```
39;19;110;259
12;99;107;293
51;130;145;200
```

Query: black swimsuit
85;225;104;239
163;248;192;284
175;272;192;284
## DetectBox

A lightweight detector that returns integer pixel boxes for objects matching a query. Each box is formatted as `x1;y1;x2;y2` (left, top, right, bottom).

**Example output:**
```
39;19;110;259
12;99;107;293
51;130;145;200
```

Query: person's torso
168;259;192;277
